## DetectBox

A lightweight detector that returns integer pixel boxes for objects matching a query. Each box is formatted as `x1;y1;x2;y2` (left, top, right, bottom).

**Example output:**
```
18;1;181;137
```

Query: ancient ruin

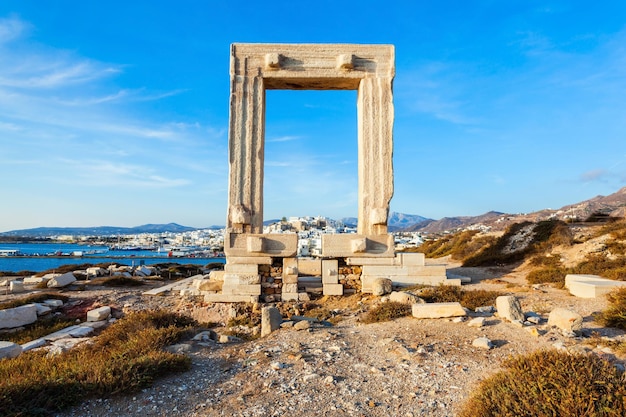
206;43;459;303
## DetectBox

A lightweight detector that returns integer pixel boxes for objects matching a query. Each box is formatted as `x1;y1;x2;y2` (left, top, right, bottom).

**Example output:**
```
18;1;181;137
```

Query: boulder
87;306;111;322
47;272;76;288
0;304;37;329
468;317;486;328
389;291;424;304
0;341;22;359
495;296;524;322
372;278;392;296
548;308;583;333
261;306;282;337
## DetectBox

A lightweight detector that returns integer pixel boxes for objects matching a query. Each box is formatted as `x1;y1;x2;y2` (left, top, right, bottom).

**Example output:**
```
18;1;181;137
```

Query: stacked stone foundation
197;252;459;303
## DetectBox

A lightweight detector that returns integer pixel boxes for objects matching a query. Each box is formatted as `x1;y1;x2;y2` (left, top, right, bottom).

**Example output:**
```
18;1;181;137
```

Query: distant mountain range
0;223;221;237
3;186;625;237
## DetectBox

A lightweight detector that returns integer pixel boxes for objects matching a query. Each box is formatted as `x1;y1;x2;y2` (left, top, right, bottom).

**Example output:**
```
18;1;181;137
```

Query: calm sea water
0;243;225;273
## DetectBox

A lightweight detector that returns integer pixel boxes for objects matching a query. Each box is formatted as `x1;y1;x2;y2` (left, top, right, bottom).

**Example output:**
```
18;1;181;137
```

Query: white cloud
267;135;302;143
0;15;30;44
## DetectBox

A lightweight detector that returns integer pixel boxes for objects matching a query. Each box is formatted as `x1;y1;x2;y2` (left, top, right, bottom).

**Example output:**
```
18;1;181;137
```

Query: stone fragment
47;272;76;288
193;330;218;342
298;292;311;302
302;373;320;382
412;302;467;319
69;326;95;337
0;304;37;329
87;306;111;322
467;317;485;328
475;306;495;314
372;278;392;296
9;280;25;293
389;291;423;304
261;306;282;337
219;335;243;343
43;299;64;308
21;338;46;352
548;308;583;333
0;341;22;359
495;296;524;322
23;276;47;285
34;303;52;316
294;320;312;331
472;337;494;350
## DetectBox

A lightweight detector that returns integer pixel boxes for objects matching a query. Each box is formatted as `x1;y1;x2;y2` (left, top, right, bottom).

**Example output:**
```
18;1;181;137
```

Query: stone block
87;306;111;322
0;341;22;359
209;270;225;281
399;253;425;266
225;233;297;257
321;234;395;258
346;256;400;266
223;273;261;285
21;338;46;352
69;326;95;337
297;259;322;276
224;264;259;274
261;306;282;337
282;283;298;293
43;299;64;308
204;294;259;303
565;274;626;298
323;283;344;296
47;272;76;288
351;238;367;253
412;302;467;319
283;274;298;284
23;276;46;285
221;284;261;295
548;308;583;333
0;304;37;329
227;256;272;265
496;296;524;322
322;259;339;284
9;280;25;293
196;280;223;292
281;292;299;301
35;303;52;316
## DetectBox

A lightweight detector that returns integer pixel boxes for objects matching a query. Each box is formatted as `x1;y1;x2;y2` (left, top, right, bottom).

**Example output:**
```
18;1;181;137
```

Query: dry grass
595;287;626;330
0;310;195;417
417;286;501;311
360;302;411;323
0;316;77;345
458;350;626;417
0;293;69;310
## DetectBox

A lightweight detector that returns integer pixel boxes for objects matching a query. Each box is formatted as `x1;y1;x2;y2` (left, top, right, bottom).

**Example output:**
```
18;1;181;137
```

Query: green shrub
458;350;626;417
0;310;195;416
595;287;626;330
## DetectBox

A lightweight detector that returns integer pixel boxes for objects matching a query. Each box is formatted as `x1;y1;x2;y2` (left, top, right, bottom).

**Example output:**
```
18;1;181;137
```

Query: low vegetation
416;285;500;311
100;276;144;287
0;316;76;345
458;349;626;417
0;310;195;417
0;293;69;311
361;301;411;323
595;287;626;330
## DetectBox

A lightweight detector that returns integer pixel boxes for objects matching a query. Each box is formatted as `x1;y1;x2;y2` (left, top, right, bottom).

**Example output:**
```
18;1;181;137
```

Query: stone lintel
225;233;297;257
321;234;394;258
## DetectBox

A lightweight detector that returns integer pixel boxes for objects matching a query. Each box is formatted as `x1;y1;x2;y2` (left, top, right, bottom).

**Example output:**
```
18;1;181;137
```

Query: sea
0;243;225;273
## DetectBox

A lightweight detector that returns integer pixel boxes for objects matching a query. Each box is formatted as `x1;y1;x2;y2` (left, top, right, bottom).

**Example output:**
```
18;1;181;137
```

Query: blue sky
1;1;625;232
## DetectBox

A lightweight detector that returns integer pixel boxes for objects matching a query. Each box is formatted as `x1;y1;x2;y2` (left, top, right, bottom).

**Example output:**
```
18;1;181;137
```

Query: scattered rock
389;291;424;304
472;337;494;350
0;304;37;330
467;317;485;328
261;306;282;337
0;341;22;359
548;308;583;333
294;320;312;331
87;306;111;322
9;280;25;293
495;296;524;322
372;278;392;296
475;306;495;314
412;302;467;319
47;272;77;288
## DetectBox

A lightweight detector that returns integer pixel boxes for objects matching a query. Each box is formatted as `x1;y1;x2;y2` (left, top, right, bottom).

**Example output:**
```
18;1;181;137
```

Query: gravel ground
55;263;626;417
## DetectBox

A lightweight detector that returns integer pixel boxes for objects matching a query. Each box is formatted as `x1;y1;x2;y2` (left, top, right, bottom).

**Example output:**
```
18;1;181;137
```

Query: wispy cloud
0;15;30;44
267;135;302;143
